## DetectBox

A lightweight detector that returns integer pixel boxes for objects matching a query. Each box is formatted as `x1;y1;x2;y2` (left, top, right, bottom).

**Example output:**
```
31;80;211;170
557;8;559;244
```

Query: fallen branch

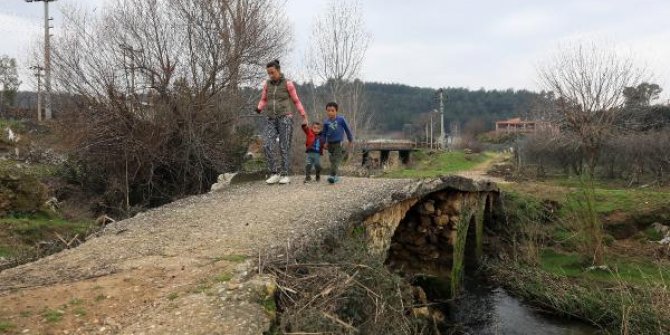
323;312;359;333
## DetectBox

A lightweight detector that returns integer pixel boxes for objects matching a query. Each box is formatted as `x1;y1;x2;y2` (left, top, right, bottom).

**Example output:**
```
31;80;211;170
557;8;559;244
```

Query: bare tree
305;0;371;103
304;0;372;142
538;42;646;177
49;0;291;213
0;56;21;118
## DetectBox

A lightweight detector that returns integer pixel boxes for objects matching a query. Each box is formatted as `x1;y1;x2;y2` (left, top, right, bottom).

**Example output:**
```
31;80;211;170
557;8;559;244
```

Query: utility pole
30;65;44;121
438;88;446;149
26;0;57;120
430;109;438;150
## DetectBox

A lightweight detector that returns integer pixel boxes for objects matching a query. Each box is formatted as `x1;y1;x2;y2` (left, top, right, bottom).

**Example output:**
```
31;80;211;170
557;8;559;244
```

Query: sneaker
266;174;281;184
327;176;336;184
304;176;312;184
315;174;321;182
279;176;291;184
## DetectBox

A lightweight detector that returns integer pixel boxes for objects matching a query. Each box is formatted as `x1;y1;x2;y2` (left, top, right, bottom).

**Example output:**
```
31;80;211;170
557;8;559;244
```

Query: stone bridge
0;176;498;334
358;139;421;169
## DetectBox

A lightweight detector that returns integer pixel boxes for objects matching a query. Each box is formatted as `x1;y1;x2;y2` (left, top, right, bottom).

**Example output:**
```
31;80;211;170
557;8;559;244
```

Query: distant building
495;118;549;134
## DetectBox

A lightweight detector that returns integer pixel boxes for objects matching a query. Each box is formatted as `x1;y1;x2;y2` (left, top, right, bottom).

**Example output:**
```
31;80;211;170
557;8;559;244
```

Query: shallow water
415;276;601;335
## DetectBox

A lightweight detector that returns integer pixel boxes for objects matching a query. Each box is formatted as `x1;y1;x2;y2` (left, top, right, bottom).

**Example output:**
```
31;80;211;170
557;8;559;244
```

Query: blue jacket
321;115;353;144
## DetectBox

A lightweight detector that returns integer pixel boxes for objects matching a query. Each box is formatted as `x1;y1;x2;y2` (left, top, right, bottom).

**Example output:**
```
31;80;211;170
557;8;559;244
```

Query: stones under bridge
362;176;499;280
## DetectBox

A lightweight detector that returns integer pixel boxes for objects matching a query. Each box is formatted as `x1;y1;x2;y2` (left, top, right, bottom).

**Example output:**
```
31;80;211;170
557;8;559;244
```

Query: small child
321;102;353;184
301;121;324;183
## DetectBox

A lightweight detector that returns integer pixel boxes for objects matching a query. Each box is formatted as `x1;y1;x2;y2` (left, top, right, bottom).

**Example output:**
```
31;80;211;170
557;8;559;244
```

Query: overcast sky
2;0;670;99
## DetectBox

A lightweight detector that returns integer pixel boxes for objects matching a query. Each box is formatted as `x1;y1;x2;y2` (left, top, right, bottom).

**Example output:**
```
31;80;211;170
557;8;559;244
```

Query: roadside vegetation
0;123;96;269
492;178;670;334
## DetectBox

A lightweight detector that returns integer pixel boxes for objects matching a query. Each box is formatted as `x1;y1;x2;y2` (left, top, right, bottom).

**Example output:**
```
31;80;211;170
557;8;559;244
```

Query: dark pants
305;152;321;178
262;116;293;175
328;142;344;177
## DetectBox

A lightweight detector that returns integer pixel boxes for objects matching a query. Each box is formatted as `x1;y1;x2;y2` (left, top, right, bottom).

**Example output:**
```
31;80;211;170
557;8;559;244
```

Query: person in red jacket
301;121;323;183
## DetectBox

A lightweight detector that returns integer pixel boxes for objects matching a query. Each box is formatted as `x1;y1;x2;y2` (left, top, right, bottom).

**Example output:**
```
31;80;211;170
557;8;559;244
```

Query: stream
414;275;601;335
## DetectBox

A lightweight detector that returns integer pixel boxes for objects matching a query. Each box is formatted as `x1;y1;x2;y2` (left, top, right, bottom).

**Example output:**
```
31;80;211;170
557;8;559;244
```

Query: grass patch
0;246;12;258
73;306;86;317
0;118;25;132
0;321;15;333
0;159;57;180
644;227;664;241
572;188;669;216
258;296;277;317
42;309;64;323
191;279;213;294
94;294;106;302
540;249;670;286
167;292;179;300
69;298;84;305
214;272;233;283
384;151;492;178
0;214;93;246
504;179;670;218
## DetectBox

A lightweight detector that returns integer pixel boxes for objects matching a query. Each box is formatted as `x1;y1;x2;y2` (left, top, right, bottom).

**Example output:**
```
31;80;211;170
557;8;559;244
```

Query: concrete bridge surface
0;176;498;335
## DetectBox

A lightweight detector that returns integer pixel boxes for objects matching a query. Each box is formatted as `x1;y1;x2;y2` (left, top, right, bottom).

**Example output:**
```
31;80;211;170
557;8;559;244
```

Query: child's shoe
266;174;281;184
315;174;320;182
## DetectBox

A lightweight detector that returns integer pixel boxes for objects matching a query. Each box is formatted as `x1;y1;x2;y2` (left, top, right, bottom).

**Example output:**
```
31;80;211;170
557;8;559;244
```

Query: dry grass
490;262;670;334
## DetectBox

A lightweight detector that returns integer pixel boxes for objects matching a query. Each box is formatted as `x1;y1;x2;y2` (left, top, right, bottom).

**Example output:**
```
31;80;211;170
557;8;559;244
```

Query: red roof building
495;118;547;133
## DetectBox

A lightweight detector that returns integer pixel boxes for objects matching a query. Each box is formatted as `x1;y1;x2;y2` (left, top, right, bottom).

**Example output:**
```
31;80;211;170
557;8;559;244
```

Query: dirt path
0;178;412;335
455;152;509;184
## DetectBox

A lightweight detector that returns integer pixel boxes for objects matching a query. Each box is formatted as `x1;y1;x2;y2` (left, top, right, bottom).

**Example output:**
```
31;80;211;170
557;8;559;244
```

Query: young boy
321;102;353;184
301;121;323;183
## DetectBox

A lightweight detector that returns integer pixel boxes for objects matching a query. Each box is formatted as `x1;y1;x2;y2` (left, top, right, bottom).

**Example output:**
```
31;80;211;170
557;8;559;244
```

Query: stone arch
361;179;500;295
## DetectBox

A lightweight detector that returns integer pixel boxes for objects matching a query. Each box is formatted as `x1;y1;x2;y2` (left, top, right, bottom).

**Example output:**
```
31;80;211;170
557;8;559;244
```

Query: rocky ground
0;177;415;335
